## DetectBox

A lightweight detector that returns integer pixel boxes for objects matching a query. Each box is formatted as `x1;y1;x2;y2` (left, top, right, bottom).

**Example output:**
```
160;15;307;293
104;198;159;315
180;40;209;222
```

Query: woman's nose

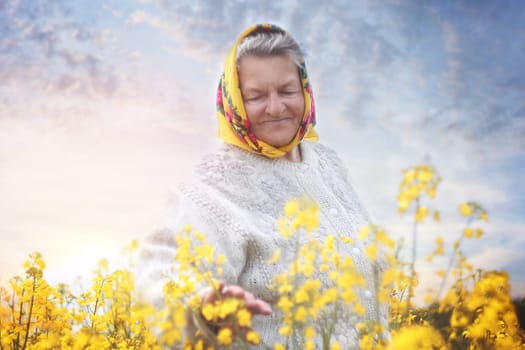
265;93;285;116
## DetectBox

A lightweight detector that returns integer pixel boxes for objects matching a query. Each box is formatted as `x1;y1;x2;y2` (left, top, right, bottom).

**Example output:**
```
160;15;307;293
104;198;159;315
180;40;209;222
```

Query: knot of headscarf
216;23;318;158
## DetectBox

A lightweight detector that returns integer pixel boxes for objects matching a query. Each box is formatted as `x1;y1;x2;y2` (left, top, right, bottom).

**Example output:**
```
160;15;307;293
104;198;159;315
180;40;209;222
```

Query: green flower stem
435;216;474;301
407;198;420;307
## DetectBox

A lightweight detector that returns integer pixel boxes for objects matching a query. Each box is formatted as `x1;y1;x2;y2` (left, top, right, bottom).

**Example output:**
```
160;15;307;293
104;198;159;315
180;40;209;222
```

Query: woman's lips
260;117;292;124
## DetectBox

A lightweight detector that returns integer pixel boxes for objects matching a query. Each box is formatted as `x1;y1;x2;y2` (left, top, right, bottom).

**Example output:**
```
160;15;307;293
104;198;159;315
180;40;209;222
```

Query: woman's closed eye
280;90;300;96
245;95;264;103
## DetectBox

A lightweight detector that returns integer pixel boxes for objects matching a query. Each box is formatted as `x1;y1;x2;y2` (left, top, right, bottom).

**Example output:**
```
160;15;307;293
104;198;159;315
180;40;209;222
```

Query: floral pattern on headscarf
216;23;319;158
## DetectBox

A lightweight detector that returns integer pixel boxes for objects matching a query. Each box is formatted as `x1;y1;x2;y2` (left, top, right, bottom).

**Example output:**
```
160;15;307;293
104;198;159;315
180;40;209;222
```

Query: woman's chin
255;127;299;148
260;137;295;148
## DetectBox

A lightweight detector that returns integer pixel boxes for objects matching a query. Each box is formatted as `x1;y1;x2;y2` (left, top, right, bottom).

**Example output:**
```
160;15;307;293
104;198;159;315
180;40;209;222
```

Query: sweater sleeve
137;187;245;300
135;194;192;309
135;187;248;346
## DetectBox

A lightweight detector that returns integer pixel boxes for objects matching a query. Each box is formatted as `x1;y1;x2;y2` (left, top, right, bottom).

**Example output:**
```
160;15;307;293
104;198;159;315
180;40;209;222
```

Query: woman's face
238;54;305;148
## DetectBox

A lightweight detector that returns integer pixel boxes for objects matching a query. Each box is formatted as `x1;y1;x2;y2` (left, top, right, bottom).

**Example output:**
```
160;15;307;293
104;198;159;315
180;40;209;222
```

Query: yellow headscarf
216;23;319;158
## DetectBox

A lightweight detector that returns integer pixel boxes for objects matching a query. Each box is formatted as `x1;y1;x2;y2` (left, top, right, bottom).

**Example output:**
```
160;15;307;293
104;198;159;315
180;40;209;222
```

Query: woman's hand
202;281;272;316
199;281;271;343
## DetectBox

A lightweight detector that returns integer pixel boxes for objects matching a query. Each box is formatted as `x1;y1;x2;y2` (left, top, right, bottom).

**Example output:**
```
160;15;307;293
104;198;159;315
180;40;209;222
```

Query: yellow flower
294;289;309;303
236;308;252;327
277;296;293;313
304;326;316;339
216;254;226;265
201;303;216;322
278;283;293;294
416;168;433;181
450;312;469;328
97;258;109;272
245;330;261;345
284;200;300;217
294;306;308;323
330;341;342;350
389;325;447;350
194;231;206;242
354;303;366;316
358;225;371;240
195;244;215;264
278;217;291;238
474;228;483;239
376;230;395;248
194;340;205;350
219;298;242;319
463;228;473;238
433;237;445;255
415;206;428;222
305;340;315;350
269;249;281;263
480;211;489;221
355;322;366;332
341;236;354;244
398;198;410;213
365;245;378;260
279;325;292;336
216;328;233;345
403;168;416;181
459;203;474;216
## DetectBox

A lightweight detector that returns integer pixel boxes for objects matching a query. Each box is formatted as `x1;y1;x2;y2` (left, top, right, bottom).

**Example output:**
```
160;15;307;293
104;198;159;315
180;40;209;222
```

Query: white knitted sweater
138;141;387;349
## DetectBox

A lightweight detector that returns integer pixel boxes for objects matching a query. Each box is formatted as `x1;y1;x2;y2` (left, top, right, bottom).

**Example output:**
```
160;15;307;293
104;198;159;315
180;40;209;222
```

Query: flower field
1;165;523;349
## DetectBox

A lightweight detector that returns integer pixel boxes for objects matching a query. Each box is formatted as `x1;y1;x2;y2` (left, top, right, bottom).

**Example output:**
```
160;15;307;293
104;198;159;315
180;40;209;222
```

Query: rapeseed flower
216;328;233;345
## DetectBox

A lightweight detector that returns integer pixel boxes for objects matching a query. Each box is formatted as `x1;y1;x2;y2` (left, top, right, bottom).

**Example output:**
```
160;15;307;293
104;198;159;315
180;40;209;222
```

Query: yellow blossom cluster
398;165;441;219
161;226;261;349
272;200;391;350
391;165;524;350
458;202;487;239
0;251;163;349
389;325;448;349
396;165;442;310
428;201;489;302
441;271;524;349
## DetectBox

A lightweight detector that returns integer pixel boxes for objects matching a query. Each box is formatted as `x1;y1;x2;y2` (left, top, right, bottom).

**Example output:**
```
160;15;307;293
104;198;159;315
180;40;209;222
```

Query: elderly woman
139;24;387;348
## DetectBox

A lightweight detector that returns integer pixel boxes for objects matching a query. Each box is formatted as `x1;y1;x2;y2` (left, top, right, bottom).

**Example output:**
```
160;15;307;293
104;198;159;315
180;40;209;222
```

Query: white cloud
128;10;149;24
441;20;461;53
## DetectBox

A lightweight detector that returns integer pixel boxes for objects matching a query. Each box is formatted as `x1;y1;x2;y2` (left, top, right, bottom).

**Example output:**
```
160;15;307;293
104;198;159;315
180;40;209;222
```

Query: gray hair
236;30;305;68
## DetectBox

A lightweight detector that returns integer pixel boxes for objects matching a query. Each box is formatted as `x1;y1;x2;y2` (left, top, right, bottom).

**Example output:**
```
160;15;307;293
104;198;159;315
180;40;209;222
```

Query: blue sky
1;0;524;300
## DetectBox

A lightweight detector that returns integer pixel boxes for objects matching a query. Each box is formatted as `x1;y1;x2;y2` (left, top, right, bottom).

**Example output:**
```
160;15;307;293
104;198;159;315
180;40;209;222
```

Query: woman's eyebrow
241;86;263;94
280;81;299;88
242;80;300;91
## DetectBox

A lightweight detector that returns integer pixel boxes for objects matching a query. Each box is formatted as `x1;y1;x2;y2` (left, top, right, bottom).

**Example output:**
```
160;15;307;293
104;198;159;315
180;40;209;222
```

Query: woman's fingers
206;284;272;316
249;299;272;315
200;283;271;339
221;285;272;315
221;285;245;299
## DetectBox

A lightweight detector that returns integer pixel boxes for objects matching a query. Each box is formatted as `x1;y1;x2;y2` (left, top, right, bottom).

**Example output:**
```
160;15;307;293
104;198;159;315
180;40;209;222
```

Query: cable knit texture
138;141;388;349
